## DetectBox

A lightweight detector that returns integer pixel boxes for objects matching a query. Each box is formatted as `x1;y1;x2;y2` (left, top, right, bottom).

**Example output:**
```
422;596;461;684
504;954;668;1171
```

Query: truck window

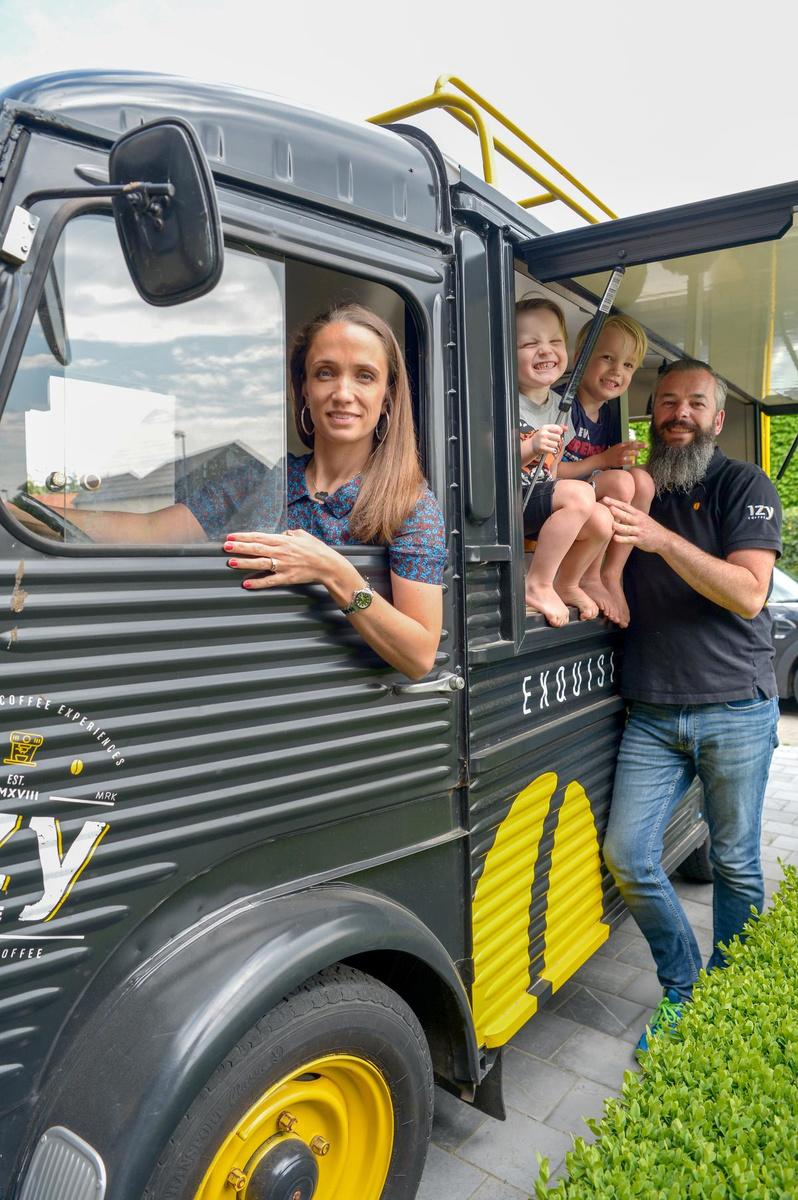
1;213;286;546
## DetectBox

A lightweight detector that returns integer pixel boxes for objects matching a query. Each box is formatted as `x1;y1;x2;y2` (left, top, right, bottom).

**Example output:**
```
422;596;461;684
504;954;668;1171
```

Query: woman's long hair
290;304;425;544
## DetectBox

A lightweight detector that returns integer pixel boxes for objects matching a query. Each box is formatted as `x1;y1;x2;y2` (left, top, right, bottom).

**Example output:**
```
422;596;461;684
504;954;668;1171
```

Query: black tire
677;835;714;883
143;964;433;1200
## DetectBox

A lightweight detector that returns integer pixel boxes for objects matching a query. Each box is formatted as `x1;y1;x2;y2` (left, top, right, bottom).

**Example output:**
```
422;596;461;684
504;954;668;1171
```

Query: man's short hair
656;358;728;412
574;313;648;369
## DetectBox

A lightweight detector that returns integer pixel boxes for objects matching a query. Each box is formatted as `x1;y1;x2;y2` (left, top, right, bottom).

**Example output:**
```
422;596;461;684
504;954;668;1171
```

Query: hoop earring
375;410;391;443
300;405;315;438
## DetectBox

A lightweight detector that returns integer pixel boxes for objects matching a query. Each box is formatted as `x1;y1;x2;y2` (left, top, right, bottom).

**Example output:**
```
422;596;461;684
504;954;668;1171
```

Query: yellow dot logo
693;502;701;510
70;759;84;776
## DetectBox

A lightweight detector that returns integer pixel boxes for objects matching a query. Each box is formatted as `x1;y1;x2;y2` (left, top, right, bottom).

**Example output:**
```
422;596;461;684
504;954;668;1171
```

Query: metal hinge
1;206;39;265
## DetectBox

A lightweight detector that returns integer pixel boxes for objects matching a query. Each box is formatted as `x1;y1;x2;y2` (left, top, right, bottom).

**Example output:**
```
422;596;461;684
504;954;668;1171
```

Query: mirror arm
22;181;176;235
24;181;175;205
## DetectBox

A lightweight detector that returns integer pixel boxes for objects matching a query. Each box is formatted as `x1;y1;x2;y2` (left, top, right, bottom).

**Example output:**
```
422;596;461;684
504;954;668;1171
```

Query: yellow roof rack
369;75;617;226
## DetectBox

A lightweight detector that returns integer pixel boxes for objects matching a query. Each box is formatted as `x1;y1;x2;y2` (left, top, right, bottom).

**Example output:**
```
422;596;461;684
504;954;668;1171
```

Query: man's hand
603;497;671;555
603;498;776;619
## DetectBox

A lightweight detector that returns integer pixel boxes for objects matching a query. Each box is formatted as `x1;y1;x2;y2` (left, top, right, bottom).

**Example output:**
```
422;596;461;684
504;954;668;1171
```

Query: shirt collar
286;453;360;517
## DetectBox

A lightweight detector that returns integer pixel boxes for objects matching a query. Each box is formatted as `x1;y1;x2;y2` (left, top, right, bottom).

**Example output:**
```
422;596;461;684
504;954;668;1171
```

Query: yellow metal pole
760;242;777;474
760;412;771;476
434;74;617;219
370;76;617;225
518;193;557;209
369;91;497;184
436;103;603;225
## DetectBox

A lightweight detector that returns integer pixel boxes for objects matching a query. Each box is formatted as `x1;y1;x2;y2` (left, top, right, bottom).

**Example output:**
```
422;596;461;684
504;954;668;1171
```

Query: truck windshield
0;213;286;546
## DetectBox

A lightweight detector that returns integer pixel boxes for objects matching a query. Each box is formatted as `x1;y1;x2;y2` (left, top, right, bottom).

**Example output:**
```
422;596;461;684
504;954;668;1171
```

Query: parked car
770;564;798;702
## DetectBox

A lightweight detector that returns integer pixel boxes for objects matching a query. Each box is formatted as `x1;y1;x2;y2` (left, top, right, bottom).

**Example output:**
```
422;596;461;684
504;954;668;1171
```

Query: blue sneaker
636;988;685;1054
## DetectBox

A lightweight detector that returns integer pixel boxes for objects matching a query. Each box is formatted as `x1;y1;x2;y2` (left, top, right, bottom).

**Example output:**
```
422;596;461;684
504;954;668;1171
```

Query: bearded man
601;357;781;1053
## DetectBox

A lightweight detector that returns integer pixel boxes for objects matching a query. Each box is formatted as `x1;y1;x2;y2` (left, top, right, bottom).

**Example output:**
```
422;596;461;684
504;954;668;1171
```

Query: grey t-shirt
519;391;577;446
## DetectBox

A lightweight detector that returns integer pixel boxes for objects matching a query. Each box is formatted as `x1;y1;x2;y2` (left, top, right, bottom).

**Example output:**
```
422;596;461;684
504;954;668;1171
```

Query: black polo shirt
622;448;782;704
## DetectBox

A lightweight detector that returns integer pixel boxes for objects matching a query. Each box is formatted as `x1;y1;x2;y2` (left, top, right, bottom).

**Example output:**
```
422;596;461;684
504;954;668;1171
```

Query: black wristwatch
341;580;374;615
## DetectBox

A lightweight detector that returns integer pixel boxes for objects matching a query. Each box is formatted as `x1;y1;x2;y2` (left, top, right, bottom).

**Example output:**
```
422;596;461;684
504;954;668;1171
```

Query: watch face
353;588;373;610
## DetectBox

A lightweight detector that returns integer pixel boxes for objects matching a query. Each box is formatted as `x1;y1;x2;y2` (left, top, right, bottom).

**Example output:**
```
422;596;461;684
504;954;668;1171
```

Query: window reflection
2;214;286;544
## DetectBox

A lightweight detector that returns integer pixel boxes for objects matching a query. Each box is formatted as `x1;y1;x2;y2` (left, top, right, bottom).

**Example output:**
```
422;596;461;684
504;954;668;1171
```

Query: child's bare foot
600;574;630;628
555;584;599;622
525;583;569;627
580;577;617;622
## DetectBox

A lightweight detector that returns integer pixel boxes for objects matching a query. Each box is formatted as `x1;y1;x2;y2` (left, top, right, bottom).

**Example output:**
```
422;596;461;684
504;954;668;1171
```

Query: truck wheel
677;835;714;883
142;964;433;1200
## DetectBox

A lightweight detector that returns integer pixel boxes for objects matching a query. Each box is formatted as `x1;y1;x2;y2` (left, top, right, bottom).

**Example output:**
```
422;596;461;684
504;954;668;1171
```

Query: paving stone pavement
416;709;798;1200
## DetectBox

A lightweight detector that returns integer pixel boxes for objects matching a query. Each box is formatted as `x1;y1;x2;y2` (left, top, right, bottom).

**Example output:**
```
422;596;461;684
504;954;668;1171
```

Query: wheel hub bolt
277;1110;299;1133
310;1136;330;1156
226;1168;248;1192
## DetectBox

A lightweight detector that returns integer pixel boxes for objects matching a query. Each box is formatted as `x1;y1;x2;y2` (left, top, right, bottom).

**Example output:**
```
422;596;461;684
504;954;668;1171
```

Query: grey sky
0;0;796;230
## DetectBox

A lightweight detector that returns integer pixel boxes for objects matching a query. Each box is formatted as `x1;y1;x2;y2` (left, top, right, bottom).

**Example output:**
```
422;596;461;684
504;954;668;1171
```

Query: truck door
458;179;798;1051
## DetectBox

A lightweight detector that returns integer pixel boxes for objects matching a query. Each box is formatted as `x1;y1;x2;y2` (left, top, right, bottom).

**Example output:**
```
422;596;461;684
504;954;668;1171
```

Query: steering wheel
12;489;95;544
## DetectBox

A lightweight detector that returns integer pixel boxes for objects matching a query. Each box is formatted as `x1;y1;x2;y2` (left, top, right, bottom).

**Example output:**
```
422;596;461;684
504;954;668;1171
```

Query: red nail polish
228;559;238;567
223;543;233;552
242;580;252;589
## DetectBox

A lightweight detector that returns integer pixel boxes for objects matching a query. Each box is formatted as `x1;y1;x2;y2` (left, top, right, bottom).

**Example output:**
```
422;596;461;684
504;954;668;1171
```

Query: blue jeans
603;696;779;1000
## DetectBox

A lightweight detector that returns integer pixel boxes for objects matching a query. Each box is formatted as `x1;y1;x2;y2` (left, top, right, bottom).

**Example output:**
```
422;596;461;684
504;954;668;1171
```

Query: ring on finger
268;556;277;573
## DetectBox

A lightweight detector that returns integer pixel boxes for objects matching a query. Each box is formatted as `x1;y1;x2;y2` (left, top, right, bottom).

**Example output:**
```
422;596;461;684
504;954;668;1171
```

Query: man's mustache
659;419;699;434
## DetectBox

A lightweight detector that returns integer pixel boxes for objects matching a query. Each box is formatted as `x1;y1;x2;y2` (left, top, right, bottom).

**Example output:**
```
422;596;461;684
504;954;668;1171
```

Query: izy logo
746;504;774;520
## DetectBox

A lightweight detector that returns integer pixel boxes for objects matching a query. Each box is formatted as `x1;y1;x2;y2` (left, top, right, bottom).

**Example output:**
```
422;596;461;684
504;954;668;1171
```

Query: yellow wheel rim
193;1053;394;1200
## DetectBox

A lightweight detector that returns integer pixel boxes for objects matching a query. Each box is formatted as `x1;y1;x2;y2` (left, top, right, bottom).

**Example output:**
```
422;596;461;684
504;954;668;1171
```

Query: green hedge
769;415;798;512
535;866;798;1199
780;509;798;578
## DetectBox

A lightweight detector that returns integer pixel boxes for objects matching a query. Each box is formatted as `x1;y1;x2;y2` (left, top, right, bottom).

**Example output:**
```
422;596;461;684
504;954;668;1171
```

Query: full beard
647;422;717;494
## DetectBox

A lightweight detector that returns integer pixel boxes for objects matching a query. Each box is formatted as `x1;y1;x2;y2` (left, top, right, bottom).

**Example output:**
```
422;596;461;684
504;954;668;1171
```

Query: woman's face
303;321;389;454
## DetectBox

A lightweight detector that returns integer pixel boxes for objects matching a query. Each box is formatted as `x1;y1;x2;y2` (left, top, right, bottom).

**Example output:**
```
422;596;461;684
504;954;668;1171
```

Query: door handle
393;672;465;696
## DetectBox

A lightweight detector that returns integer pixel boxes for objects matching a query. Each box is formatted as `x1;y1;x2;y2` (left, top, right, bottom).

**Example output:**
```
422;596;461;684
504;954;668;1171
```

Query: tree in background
769;414;798;575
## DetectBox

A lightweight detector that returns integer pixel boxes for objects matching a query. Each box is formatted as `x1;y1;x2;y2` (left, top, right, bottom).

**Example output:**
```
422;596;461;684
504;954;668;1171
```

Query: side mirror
108;118;223;306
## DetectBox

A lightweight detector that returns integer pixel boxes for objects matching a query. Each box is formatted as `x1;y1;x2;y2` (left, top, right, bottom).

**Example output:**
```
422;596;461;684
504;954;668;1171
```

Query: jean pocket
723;696;770;710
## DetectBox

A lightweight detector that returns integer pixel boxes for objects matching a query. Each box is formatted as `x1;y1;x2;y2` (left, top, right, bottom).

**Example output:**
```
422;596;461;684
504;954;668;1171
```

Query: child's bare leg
600;467;656;627
525;481;594;627
580;471;635;623
555;502;613;620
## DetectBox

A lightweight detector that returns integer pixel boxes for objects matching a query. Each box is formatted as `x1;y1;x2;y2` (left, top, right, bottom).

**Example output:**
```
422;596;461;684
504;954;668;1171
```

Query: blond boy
555;314;654;626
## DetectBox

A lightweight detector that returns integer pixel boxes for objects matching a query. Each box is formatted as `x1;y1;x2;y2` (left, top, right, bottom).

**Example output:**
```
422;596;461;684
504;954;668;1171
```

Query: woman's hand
223;528;351;595
224;528;442;679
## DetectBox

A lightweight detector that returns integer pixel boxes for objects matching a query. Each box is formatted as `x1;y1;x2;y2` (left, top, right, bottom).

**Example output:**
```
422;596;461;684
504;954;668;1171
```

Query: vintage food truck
0;70;795;1200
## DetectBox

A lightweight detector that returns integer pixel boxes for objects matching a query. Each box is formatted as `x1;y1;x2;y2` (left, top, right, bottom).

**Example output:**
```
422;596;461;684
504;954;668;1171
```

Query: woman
216;304;445;679
22;305;446;679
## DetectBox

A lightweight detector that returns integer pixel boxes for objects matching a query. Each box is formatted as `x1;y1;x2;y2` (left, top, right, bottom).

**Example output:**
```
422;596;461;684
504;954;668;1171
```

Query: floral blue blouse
179;453;447;585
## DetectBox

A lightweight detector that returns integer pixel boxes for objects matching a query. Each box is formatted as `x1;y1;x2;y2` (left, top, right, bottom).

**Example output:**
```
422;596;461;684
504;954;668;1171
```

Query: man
601;358;781;1053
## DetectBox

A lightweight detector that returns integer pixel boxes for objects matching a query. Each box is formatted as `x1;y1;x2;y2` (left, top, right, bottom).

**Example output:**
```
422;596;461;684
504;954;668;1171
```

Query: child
556;314;655;627
516;297;614;627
